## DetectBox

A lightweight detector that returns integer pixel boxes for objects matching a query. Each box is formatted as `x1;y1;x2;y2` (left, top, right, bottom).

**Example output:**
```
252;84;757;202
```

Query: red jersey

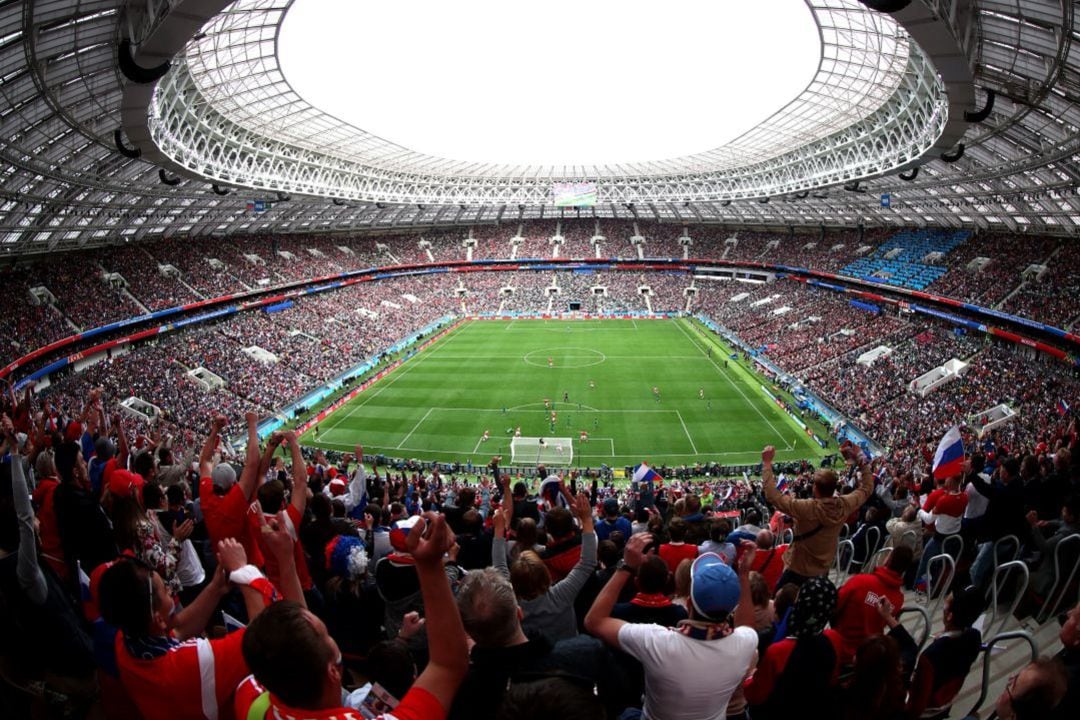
833;566;905;664
744;629;844;705
658;542;699;574
31;476;65;579
115;630;249;720
200;477;263;567
248;504;313;591
234;675;445;720
749;543;789;592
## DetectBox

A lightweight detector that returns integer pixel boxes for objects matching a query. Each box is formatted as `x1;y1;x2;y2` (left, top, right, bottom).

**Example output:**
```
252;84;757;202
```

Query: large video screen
553;182;597;207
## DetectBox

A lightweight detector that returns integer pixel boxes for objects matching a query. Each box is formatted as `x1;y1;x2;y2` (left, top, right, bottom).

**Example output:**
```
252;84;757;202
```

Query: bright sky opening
278;0;821;167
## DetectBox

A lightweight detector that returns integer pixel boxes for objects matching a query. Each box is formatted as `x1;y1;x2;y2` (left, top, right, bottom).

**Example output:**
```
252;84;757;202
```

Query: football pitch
300;318;827;467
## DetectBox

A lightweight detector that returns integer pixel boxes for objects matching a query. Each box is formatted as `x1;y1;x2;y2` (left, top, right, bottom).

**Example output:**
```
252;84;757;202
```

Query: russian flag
633;462;661;489
775;474;790;493
1058;399;1071;416
932;425;965;480
539;476;568;509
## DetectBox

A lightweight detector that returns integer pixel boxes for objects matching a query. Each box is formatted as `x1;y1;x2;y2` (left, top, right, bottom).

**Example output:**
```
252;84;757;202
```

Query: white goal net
510;436;574;466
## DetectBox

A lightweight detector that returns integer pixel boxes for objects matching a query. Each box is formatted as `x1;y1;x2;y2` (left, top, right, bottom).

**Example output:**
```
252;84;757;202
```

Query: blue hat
690;553;740;621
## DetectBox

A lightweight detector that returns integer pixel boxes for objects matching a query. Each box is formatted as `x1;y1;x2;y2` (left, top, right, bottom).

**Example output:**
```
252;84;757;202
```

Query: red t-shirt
744;629;844;705
200;477;263;567
233;675;445;720
116;630;249;720
658;542;699;574
248;504;313;591
749;543;789;592
833;566;905;664
31;477;65;578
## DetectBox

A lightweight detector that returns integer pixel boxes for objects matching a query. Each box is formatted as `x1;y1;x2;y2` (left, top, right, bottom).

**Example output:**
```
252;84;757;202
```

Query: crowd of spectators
0;281;73;369
22;253;144;330
99;246;201;311
930;233;1058;308
1000;241;1080;329
513;223;554;260
2;381;1075;720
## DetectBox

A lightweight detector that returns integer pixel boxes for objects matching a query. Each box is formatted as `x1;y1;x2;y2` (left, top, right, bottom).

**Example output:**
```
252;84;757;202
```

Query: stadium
0;0;1077;718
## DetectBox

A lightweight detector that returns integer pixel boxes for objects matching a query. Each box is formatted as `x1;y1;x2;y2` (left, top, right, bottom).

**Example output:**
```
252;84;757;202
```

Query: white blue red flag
633;462;660;489
775;474;790;493
539;475;568;508
932;425;965;480
1057;399;1071;416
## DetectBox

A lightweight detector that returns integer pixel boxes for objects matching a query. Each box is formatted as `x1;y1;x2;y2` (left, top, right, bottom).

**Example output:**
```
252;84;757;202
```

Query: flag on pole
775;474;790;493
932;425;965;480
1057;398;1071;416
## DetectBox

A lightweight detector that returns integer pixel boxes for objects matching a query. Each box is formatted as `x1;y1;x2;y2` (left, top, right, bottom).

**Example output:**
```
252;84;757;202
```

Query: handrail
1037;533;1080;623
966;630;1039;717
985;560;1030;638
898;604;932;652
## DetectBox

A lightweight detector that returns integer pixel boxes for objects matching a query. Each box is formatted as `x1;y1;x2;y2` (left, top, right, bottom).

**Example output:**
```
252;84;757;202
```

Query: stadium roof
0;0;1077;255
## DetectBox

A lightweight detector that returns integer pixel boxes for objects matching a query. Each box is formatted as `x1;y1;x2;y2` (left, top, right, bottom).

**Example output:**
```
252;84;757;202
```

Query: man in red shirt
248;430;315;599
234;512;469;720
748;529;788;593
833;545;914;664
658;516;698;573
199;412;264;566
98;528;303;720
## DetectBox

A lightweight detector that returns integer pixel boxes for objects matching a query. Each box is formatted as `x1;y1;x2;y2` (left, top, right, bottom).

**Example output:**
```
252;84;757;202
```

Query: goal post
510;436;574;466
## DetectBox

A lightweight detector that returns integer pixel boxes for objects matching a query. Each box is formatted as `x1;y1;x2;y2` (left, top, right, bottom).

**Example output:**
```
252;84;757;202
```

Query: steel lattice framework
0;0;1075;257
139;0;951;205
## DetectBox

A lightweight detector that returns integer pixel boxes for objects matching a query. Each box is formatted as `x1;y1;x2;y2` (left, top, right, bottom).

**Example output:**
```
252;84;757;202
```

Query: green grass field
300;318;827;467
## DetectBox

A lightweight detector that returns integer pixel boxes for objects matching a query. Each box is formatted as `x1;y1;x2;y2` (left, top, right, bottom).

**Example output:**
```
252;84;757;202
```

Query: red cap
329;478;347;497
64;421;84;443
108;468;145;501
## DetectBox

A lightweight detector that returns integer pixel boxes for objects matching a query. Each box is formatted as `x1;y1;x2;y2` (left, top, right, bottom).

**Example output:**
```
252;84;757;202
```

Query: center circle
523;347;607;368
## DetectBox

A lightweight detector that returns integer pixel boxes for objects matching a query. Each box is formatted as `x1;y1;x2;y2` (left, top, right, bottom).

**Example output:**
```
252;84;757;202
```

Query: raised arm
405;513;470;712
547;493;598;604
5;416;47;605
761;445;796;514
342;443;367;512
284;430;307;515
733;540;757;629
199;414;227;479
491;508;510;578
237;412;263;501
840;443;873;512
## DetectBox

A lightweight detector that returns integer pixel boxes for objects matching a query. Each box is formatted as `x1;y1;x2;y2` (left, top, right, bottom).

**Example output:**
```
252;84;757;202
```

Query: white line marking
672;318;790;445
317;320;471;436
675;410;699;454
396;407;434;449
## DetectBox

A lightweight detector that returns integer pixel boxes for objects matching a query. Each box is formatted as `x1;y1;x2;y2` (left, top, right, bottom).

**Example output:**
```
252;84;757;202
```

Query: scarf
675;617;733;641
630;592;673;608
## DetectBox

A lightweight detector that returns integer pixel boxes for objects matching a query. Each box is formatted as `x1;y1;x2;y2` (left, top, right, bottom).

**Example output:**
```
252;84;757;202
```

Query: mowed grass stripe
302;319;827;466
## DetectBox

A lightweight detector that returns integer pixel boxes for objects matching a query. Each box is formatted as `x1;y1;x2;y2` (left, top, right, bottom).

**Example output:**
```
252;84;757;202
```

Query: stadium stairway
841;229;970;290
826;548;1067;720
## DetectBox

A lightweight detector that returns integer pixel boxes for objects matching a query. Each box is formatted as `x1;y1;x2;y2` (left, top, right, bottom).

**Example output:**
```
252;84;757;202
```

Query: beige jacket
763;464;873;577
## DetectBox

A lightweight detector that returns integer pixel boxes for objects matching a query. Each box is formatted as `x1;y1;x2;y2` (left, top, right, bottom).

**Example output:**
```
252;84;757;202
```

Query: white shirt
618;623;758;720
